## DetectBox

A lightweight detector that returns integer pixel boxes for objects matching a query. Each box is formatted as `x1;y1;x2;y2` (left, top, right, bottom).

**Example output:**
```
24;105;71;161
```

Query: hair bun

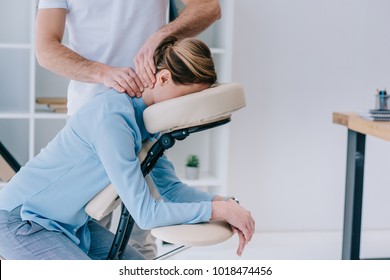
161;36;178;49
154;36;178;65
153;36;217;85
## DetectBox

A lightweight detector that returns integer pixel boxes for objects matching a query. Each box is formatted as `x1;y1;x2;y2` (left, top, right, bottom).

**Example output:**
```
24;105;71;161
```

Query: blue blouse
0;90;214;252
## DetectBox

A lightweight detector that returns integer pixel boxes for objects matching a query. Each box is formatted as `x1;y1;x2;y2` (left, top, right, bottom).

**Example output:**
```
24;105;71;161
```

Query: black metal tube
342;130;366;260
107;204;130;260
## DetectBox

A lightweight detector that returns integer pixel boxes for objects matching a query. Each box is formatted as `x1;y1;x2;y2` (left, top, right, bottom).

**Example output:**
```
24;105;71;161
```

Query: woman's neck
141;87;154;107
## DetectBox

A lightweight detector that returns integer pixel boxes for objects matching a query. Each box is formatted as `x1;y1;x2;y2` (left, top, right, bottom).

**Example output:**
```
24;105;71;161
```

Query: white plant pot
185;166;200;180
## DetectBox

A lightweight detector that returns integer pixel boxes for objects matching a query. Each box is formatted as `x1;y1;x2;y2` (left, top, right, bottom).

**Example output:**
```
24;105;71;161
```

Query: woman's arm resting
211;200;255;256
150;155;214;203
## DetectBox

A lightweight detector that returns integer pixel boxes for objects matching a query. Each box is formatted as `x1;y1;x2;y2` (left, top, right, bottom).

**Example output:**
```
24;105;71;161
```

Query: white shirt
39;0;169;115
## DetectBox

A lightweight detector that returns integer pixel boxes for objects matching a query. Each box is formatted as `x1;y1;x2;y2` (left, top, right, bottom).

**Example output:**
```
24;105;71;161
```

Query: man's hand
134;0;221;90
100;65;144;97
134;34;163;89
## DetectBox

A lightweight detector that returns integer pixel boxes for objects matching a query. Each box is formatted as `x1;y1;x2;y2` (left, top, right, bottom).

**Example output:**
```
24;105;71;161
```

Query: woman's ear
157;69;172;86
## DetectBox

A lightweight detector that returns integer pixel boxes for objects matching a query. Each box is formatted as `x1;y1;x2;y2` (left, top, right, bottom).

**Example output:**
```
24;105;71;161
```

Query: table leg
342;130;366;260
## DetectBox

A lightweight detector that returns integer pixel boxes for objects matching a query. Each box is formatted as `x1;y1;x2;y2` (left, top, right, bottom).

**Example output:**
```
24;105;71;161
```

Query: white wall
228;0;390;232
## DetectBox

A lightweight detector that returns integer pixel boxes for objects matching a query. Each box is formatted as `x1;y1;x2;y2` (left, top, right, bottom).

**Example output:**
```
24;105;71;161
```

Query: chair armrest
85;140;155;220
151;220;233;246
84;183;120;221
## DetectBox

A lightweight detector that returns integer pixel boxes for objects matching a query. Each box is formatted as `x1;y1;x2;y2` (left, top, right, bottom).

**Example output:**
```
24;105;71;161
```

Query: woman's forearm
211;200;227;220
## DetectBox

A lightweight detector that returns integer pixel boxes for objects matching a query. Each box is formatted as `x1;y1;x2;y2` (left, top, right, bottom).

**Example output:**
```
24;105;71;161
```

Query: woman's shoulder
84;90;135;115
69;90;135;130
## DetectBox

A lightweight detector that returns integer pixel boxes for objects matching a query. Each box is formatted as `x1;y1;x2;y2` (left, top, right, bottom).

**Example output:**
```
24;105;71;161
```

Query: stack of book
36;97;67;113
360;109;390;121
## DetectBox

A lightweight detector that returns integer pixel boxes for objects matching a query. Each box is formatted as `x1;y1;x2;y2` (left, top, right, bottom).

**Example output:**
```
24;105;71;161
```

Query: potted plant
185;154;200;180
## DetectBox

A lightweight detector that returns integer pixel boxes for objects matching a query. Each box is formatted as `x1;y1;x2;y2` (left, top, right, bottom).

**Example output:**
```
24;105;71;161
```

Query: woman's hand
231;226;247;256
211;200;255;256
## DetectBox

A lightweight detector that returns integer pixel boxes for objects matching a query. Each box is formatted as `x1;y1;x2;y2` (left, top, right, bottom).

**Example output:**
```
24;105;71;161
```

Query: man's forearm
36;40;105;84
37;39;143;95
159;0;221;40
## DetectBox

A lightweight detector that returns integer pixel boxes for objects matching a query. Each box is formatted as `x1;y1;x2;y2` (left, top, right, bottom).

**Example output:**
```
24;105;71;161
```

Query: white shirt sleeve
38;0;68;9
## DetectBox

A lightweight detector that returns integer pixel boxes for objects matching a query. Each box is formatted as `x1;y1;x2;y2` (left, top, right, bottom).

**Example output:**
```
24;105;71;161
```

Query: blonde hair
154;36;217;85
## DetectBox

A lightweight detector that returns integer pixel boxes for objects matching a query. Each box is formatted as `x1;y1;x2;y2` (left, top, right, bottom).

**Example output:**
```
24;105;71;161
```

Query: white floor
157;230;390;260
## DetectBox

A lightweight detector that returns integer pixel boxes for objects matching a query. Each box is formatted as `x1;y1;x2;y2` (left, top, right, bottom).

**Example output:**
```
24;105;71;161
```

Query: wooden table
333;112;390;259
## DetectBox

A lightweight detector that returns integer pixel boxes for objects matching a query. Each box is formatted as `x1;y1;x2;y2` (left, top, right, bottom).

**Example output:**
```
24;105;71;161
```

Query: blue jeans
0;206;145;260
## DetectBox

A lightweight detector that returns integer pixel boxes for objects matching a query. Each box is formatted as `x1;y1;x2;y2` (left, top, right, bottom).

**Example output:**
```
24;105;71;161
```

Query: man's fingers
114;71;144;97
111;81;125;93
102;66;145;97
146;55;156;86
139;61;154;88
125;77;143;97
135;50;156;89
145;65;155;88
147;53;156;75
129;69;144;95
135;56;148;88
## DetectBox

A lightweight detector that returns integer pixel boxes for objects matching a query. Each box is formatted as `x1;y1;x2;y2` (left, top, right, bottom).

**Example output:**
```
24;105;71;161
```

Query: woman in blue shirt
0;37;255;260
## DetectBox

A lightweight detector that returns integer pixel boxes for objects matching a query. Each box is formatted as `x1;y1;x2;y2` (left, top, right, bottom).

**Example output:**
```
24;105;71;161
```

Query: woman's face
151;70;209;104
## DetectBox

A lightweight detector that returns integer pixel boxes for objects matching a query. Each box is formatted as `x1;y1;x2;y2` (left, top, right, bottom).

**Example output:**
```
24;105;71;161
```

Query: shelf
0;112;68;120
0;48;30;112
0;113;31;119
0;43;31;49
180;172;221;187
178;173;223;194
33;112;68;119
0;0;32;44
